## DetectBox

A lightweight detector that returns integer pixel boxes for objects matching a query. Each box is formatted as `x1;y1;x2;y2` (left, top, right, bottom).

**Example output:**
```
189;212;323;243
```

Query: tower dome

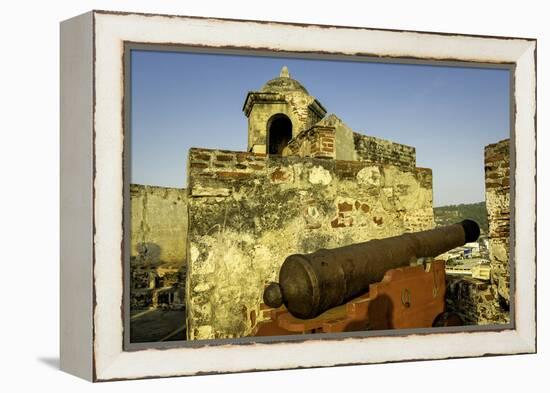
261;66;310;94
243;66;326;154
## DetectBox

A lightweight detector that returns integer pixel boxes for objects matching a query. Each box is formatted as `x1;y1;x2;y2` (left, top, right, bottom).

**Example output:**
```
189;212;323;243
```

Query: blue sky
130;49;510;207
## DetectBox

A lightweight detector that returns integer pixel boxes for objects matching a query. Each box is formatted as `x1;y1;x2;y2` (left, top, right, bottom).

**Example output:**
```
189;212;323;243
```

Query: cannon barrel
263;220;480;319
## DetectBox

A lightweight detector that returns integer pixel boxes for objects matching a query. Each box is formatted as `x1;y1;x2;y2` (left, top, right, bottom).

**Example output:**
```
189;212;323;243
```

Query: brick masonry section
285;125;336;159
354;133;416;169
484;139;511;311
445;139;510;325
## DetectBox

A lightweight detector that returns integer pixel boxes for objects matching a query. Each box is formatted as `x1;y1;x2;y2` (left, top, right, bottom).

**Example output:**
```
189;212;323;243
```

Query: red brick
216;154;234;162
193;153;211;161
216;171;252;179
338;202;353;212
271;167;291;182
246;154;267;162
336;171;355;179
236;153;249;163
486;172;501;179
485;153;506;164
331;218;345;228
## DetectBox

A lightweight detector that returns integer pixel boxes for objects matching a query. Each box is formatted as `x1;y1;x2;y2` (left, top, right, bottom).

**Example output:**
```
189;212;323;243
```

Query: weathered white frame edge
60;11;94;381
60;10;536;382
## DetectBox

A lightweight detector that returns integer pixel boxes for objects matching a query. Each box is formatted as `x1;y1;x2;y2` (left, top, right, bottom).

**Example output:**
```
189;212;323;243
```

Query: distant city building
445;258;491;281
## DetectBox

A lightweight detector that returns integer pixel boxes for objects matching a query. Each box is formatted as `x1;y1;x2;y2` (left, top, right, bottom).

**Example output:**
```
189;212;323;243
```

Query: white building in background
445;258;491;281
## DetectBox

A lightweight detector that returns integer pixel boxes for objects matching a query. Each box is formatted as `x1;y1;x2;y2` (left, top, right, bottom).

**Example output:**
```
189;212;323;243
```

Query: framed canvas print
60;10;536;381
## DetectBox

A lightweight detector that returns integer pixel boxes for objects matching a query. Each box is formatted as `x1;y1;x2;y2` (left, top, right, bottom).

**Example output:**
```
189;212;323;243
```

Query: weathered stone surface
354;132;416;169
186;150;434;340
446;276;509;325
284;124;336;159
316;114;356;160
243;68;326;153
485;139;511;312
282;113;416;171
130;184;188;266
130;184;188;311
445;139;511;324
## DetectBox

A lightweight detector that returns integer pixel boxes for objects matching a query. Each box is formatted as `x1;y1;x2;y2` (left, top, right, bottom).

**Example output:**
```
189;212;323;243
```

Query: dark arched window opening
268;114;292;155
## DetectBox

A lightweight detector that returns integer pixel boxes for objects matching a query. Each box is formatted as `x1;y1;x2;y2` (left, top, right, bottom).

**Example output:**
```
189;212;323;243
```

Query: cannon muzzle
263;220;480;319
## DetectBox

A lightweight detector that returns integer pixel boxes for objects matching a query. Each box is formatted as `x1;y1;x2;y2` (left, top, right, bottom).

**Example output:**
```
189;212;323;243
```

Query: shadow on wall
367;294;394;330
135;242;162;265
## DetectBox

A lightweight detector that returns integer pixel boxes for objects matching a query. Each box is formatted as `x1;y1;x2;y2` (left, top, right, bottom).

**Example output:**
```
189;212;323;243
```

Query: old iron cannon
263;220;480;319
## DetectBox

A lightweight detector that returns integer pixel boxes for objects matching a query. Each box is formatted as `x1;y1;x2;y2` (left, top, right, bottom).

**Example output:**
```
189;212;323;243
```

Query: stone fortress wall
130;184;188;265
129;185;188;309
445;139;510;324
484;139;511;309
130;66;511;340
183;66;436;339
186;148;434;340
285;113;416;168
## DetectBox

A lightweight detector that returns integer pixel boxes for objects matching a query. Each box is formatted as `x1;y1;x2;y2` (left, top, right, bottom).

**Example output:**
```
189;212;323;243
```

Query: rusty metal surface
264;220;479;319
255;260;448;335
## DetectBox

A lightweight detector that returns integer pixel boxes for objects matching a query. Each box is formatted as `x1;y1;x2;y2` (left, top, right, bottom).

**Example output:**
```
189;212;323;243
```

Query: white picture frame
60;10;536;381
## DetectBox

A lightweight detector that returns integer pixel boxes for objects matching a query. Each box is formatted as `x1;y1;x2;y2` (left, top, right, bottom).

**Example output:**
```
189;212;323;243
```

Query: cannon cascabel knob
263;282;283;308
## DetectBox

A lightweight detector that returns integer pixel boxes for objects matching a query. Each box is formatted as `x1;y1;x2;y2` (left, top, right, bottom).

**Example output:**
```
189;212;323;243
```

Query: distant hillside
434;202;488;233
